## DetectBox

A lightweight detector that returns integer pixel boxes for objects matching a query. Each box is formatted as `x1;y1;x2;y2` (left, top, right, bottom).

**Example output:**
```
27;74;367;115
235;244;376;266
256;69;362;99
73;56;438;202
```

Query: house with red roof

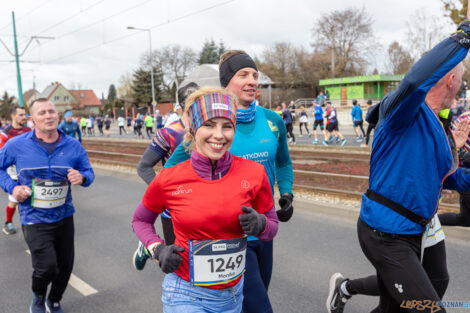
69;90;102;114
39;82;102;115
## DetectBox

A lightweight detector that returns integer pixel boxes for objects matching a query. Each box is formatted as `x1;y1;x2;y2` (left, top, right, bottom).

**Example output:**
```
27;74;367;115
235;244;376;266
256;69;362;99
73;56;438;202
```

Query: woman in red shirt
132;87;278;312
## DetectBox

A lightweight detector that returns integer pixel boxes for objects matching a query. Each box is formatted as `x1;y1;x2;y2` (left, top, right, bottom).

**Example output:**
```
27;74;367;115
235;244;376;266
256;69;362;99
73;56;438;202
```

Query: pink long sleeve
131;201;164;248
257;206;278;241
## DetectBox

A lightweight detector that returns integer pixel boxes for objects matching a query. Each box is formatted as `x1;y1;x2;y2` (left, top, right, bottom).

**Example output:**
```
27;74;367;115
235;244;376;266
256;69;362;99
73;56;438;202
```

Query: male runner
312;100;325;144
164;50;294;313
282;102;296;144
96;115;103;136
0;98;94;313
80;116;86;135
326;108;470;313
58;111;81;142
0;105;31;235
355;15;470;313
323;102;346;146
351;99;365;142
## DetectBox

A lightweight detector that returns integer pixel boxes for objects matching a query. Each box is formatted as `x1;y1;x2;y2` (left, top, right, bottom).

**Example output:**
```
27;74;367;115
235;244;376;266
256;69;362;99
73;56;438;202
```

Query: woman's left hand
238;206;266;236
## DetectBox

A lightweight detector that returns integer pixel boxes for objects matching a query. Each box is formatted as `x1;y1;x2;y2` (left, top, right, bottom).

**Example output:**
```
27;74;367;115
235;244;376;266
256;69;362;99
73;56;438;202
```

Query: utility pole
127;26;156;114
0;11;53;107
12;12;24;106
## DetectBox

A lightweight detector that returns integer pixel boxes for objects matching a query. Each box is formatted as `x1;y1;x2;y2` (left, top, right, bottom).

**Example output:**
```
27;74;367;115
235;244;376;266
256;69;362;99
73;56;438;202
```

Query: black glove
277;193;294;222
238;206;266;236
154;244;185;274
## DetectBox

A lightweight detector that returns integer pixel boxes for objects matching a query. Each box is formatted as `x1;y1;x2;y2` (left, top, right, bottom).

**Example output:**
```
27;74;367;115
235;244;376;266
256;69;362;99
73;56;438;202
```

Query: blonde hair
182;86;238;153
218;50;248;69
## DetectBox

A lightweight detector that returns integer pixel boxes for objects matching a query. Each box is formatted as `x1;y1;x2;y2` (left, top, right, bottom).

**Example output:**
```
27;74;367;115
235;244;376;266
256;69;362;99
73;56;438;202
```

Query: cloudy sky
0;0;456;99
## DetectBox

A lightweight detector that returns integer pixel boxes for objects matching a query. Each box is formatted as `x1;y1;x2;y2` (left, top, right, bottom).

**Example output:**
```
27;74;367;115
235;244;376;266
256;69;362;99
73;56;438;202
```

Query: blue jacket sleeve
75;143;94;187
443;168;470;191
265;109;293;195
163;142;191;168
0;141;18;194
380;34;469;131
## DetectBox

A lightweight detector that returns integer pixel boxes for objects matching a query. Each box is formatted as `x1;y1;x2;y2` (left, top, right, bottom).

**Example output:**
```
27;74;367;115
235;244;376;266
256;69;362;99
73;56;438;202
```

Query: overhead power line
44;0;236;64
0;0;54;32
51;0;154;40
36;0;107;35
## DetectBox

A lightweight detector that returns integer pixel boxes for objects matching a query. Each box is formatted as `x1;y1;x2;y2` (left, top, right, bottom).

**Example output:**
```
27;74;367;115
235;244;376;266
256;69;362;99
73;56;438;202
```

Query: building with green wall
319;74;404;102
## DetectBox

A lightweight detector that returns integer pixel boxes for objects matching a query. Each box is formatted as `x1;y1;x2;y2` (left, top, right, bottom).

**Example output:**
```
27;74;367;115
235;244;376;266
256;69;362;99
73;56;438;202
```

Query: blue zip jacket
0;129;94;225
59;120;81;142
360;33;470;235
351;105;363;122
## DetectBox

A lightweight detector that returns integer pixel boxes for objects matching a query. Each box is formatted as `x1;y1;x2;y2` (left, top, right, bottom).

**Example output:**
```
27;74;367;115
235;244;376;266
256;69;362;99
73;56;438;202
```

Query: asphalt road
1;171;469;313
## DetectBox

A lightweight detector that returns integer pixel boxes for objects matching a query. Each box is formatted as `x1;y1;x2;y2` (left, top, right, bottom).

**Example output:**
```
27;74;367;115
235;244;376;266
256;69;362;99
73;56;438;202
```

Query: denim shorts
162;273;244;313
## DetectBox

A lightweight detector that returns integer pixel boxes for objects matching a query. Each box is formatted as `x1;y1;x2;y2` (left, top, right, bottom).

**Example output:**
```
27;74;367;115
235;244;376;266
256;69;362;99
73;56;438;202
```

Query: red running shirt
142;155;273;289
0;126;31;149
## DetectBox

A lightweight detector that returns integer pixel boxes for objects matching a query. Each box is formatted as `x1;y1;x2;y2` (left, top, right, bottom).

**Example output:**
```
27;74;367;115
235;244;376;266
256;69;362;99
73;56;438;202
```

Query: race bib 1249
188;237;247;287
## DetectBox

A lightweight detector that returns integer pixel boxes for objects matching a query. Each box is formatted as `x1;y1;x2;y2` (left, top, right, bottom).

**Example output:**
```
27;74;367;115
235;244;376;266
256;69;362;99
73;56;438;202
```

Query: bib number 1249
207;254;244;273
189;237;247;286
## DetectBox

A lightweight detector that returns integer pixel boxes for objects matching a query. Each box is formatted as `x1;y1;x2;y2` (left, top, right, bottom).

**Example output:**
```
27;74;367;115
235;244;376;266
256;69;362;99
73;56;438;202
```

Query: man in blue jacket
58;111;81;142
351;99;365;142
0;98;94;313
333;18;470;313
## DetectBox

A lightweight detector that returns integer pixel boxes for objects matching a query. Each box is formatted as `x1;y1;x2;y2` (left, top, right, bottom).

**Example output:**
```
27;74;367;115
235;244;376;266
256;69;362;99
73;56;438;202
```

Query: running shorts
326;121;339;132
313;119;324;130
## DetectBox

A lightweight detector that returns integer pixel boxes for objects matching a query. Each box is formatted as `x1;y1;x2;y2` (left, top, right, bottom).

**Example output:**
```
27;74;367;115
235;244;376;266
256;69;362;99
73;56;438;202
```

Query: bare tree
386;41;414;75
141;44;197;90
117;72;133;98
311;7;376;77
258;42;298;101
405;8;451;59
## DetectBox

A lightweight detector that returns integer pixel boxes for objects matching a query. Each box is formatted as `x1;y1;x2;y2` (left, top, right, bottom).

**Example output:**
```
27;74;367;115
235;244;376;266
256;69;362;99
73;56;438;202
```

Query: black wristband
451;21;470;49
451;31;470;49
457;20;470;34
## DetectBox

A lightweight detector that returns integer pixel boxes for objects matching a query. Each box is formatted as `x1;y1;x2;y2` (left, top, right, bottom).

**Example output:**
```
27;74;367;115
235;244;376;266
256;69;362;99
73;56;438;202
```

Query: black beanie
219;53;258;87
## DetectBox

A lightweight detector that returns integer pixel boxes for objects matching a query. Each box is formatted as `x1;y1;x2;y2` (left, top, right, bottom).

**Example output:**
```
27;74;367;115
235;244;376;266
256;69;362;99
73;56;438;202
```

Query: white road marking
25;250;98;296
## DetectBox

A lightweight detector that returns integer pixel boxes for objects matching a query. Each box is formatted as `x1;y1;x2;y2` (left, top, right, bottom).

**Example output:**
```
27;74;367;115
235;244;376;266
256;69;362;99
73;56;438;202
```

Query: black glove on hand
154;244;185;274
238;206;266;236
277;193;294;222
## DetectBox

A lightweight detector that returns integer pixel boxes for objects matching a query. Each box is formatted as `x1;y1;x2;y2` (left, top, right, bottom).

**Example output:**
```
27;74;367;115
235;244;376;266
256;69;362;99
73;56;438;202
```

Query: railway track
83;139;459;212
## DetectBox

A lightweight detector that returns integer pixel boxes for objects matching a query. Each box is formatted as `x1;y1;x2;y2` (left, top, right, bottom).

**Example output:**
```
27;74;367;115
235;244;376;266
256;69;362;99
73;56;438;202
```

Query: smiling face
194;117;235;163
31;100;59;133
226;67;258;108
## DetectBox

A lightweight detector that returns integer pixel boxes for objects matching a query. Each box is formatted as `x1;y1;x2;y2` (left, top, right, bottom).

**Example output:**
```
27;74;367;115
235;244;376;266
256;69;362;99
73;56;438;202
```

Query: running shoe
3;222;16;235
30;294;46;313
46;299;64;313
312;140;319;144
360;143;368;148
133;241;150;271
326;273;351;313
322;140;329;146
356;136;363;142
340;139;347;147
334;136;340;143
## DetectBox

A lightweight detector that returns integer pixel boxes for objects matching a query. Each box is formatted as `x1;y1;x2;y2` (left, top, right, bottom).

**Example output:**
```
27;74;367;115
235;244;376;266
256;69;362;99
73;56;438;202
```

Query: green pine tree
131;67;164;107
0;91;16;119
107;84;117;103
198;39;220;64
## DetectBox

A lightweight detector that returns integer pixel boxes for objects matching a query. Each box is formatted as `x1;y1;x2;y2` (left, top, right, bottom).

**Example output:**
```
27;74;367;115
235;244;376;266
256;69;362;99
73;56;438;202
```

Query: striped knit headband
189;92;237;135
